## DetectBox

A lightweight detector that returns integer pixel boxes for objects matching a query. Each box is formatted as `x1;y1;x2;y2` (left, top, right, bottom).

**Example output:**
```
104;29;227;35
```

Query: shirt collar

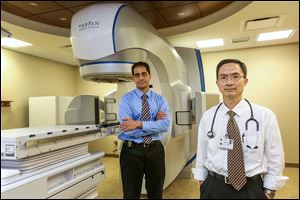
134;88;151;99
220;99;248;117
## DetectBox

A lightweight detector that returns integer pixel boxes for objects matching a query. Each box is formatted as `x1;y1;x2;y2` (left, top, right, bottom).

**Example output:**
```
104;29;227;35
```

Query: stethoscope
207;99;259;149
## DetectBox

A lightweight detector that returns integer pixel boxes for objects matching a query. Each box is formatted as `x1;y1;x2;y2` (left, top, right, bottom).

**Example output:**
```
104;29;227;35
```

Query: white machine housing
1;121;120;198
70;2;219;189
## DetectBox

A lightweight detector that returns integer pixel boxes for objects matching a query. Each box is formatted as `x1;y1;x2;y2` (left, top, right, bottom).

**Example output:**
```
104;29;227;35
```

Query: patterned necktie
227;111;247;191
141;94;152;144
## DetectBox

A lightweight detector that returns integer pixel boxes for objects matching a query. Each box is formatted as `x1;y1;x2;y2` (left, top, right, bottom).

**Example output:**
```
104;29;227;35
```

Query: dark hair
131;62;151;76
216;59;247;79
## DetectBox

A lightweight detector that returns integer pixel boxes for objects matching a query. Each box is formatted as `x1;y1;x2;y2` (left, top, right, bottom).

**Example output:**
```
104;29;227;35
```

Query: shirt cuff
141;121;151;132
192;167;208;181
263;174;289;190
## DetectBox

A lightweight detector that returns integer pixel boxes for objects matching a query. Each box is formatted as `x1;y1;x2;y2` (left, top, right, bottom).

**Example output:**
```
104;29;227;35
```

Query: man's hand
199;180;204;187
121;118;142;131
264;189;276;199
155;111;167;120
265;193;273;199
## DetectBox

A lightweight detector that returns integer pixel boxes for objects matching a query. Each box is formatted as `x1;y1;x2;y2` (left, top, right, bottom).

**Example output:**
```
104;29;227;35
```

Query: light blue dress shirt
118;88;170;143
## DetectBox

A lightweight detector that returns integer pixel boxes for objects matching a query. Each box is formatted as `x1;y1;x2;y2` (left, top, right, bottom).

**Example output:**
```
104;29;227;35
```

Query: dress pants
200;172;267;199
120;141;165;199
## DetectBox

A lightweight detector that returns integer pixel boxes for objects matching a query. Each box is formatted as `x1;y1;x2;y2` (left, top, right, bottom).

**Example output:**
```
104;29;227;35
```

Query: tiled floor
97;156;299;199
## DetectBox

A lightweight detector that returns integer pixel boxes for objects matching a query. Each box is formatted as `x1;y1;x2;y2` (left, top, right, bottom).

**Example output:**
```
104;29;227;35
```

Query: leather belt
123;140;160;148
208;171;262;184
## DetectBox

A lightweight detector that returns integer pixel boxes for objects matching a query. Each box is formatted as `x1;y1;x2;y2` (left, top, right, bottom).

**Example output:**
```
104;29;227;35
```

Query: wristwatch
264;188;276;199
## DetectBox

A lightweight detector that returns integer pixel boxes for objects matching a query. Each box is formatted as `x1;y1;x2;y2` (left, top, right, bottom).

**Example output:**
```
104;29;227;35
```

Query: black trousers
200;173;267;199
120;141;165;199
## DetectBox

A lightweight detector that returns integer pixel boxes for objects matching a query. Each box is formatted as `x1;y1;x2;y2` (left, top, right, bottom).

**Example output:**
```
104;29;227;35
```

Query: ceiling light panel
257;29;294;41
1;38;32;48
196;38;224;48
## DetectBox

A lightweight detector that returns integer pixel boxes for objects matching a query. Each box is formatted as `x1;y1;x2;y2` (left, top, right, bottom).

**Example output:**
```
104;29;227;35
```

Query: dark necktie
227;111;247;191
141;94;152;144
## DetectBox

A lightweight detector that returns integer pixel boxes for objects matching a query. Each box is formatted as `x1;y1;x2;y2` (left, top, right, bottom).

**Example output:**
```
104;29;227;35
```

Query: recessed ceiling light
177;12;185;16
59;17;67;21
1;38;32;48
257;29;293;41
196;38;224;48
29;2;38;6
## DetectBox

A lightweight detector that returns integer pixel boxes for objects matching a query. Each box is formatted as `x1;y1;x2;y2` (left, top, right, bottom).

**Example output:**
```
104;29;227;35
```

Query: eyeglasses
133;72;149;78
218;74;245;82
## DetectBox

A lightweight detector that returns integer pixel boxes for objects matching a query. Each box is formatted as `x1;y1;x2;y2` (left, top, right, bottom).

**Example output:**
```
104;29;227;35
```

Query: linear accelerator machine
70;2;218;192
1;94;121;198
1;3;219;199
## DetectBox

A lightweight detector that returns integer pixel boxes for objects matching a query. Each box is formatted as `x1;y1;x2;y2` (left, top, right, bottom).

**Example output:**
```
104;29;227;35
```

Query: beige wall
1;48;77;129
201;43;299;164
1;48;118;129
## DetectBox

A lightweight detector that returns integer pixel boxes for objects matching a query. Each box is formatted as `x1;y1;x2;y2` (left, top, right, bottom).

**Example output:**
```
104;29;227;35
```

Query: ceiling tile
151;1;196;9
68;4;95;13
55;1;96;8
26;15;55;26
198;1;233;17
1;2;33;17
140;10;169;29
36;9;74;28
159;3;201;26
125;1;156;12
7;1;64;15
2;1;236;30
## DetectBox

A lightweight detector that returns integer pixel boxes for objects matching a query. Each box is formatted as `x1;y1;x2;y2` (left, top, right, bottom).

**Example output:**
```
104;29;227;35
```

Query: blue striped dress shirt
118;88;170;143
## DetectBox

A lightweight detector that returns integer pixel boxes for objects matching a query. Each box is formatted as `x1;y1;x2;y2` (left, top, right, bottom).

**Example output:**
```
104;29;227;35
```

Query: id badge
219;138;233;150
